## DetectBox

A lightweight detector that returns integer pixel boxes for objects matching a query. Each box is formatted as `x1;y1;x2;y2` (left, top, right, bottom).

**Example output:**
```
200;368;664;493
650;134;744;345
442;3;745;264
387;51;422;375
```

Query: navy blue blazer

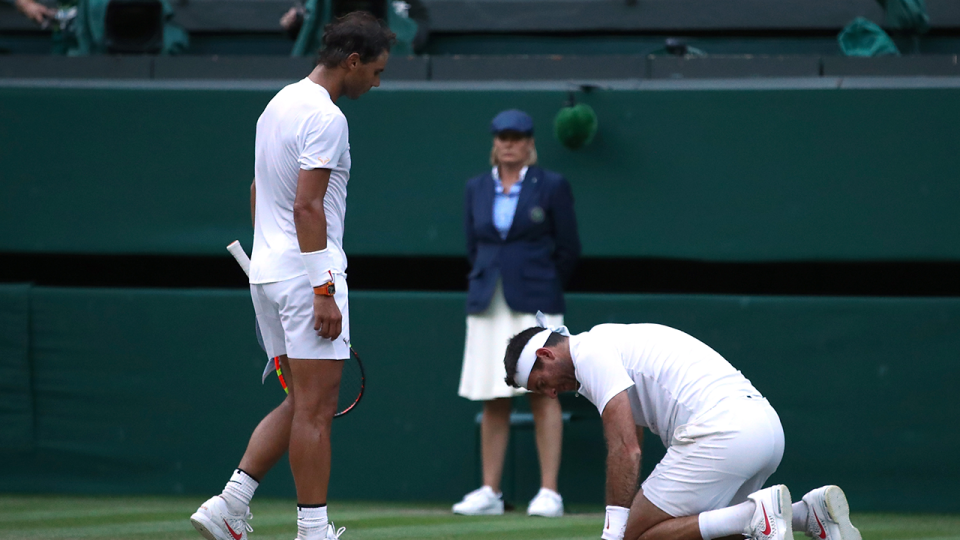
465;166;581;315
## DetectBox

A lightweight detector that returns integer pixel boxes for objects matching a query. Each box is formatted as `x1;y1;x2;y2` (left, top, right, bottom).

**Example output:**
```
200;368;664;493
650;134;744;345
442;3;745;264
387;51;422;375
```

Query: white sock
221;469;259;514
297;505;329;540
698;500;756;540
792;501;809;534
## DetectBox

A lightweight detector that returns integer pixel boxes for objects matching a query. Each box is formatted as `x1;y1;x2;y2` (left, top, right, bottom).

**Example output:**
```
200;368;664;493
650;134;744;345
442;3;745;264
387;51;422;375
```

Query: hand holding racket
227;240;365;418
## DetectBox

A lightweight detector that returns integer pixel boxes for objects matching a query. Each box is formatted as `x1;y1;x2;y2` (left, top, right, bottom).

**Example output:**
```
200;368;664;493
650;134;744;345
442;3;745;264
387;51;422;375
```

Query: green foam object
554;103;598;150
839;17;900;57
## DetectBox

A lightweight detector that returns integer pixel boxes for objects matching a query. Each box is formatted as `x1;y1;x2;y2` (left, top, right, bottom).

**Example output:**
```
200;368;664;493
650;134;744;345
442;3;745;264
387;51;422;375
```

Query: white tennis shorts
250;273;350;360
642;396;785;517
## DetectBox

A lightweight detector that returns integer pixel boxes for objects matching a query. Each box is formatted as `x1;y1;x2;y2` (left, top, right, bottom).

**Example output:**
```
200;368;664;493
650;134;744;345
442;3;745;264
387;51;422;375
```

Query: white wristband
601;506;629;540
301;248;335;287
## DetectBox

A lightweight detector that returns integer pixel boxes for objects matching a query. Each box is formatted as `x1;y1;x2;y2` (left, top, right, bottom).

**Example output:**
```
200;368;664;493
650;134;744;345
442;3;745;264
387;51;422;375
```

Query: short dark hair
317;11;396;68
504;327;566;388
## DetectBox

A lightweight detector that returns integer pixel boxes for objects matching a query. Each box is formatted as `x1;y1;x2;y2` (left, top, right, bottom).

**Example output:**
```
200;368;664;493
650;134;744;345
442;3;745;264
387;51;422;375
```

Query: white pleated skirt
458;280;564;401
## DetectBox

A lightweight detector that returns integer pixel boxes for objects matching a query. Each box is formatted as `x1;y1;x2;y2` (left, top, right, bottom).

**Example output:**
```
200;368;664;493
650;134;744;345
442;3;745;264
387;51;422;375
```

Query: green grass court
1;495;958;540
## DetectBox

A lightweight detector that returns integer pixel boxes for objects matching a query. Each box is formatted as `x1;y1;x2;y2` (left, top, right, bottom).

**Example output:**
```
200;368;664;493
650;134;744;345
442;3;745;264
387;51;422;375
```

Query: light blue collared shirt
491;166;528;240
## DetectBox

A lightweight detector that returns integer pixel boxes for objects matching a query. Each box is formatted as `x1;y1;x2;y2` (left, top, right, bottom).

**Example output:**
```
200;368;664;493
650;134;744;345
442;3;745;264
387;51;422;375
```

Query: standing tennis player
190;13;394;540
504;316;862;540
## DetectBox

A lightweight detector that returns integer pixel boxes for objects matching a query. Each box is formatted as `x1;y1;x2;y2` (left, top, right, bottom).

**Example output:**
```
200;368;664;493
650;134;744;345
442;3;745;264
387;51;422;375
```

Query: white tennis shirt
571;323;761;447
250;78;351;284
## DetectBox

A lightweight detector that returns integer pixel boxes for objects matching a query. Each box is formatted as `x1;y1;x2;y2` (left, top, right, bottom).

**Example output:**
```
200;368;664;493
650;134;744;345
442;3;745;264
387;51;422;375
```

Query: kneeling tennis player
504;314;862;540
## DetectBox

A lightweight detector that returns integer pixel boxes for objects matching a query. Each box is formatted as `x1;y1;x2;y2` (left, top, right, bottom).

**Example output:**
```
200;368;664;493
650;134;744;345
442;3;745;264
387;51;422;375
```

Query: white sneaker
745;485;793;540
452;486;504;515
802;486;862;540
190;495;253;540
527;488;564;517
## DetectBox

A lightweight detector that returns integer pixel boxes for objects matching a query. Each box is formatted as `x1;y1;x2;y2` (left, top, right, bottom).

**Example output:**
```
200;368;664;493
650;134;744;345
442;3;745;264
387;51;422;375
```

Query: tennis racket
227;240;365;418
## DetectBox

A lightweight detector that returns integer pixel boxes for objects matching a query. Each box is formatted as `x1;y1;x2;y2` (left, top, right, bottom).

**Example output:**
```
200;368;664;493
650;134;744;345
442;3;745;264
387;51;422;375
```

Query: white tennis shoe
802;486;862;540
745;485;793;540
190;495;253;540
452;486;504;515
527;488;564;517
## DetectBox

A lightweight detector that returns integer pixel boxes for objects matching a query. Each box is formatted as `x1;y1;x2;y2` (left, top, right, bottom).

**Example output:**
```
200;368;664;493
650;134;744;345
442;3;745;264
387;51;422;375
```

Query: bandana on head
514;311;570;389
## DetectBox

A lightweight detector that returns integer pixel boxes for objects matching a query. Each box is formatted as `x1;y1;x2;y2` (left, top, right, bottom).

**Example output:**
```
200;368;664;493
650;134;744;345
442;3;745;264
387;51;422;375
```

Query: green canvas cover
839;17;900;57
291;0;417;58
877;0;930;34
70;0;188;55
290;0;330;58
386;4;417;57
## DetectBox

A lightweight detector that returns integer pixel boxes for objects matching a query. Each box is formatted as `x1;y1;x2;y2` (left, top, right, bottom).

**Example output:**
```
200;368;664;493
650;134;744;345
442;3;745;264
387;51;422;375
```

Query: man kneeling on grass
504;314;862;540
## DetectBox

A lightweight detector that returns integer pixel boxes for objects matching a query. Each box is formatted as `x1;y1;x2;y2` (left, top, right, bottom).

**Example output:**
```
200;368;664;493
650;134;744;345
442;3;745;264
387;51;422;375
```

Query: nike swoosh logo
814;510;827;539
605;514;610;530
223;519;243;540
761;503;772;536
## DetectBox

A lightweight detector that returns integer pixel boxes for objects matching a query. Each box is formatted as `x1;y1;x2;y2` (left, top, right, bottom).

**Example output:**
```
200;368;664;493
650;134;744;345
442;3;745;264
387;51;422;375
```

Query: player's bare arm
602;390;642;507
294;167;342;340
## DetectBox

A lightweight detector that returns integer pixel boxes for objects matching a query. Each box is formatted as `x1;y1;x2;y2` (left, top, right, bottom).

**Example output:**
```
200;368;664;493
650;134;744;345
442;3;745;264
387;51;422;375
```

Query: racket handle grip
227;240;251;277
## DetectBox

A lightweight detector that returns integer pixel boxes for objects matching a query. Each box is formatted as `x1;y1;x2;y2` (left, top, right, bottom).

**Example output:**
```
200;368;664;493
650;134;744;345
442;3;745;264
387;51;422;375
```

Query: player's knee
293;390;338;419
293;406;334;433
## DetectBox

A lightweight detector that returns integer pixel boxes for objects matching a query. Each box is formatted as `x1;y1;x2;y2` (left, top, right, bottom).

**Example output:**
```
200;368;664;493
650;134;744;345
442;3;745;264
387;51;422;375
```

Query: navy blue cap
490;109;534;136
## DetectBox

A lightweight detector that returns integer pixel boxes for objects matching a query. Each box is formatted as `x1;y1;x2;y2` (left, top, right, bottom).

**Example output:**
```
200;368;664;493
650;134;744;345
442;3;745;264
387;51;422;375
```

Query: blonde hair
490;140;538;167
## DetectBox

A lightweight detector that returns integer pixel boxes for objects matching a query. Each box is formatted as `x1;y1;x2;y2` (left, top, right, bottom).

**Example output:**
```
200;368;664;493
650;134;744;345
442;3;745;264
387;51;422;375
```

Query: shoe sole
190;512;230;540
823;486;862;540
452;507;504;516
774;484;794;540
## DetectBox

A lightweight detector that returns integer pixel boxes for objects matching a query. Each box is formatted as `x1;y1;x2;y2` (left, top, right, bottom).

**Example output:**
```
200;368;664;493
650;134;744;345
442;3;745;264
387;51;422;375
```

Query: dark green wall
1;79;958;512
2;82;959;260
1;285;958;512
0;284;30;451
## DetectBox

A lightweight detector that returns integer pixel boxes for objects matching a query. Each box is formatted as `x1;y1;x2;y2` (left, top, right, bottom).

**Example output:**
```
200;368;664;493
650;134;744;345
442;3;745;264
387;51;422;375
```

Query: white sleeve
575;338;635;416
298;112;348;170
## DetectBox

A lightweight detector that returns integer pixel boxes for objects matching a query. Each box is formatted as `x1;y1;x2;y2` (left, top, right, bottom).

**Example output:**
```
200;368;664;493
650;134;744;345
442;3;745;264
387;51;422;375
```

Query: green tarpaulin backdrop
1;285;957;511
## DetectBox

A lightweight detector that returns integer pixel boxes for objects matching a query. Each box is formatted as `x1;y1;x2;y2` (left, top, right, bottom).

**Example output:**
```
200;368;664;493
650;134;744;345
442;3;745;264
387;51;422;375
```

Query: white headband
514;311;570;389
